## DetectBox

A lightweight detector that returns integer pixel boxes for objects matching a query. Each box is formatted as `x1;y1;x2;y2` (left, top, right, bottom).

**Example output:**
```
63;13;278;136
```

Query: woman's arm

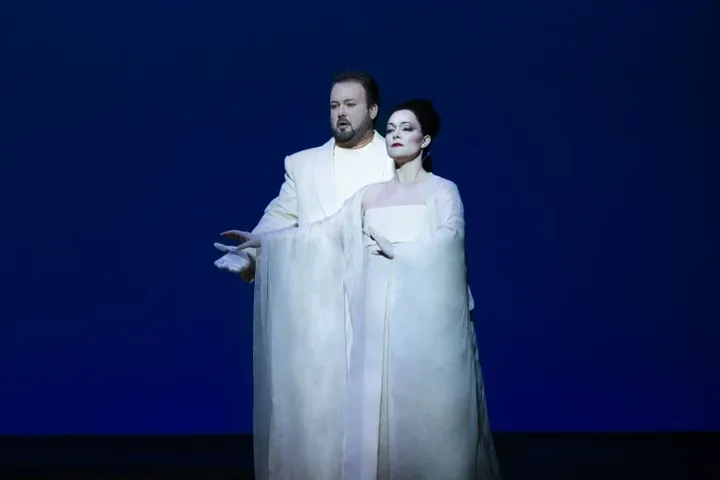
216;186;369;255
432;181;465;239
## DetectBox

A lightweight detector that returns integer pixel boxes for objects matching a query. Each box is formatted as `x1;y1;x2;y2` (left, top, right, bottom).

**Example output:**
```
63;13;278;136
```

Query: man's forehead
330;81;366;101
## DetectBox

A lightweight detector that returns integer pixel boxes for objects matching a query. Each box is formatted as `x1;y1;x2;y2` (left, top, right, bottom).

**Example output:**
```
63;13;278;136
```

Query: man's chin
332;130;356;144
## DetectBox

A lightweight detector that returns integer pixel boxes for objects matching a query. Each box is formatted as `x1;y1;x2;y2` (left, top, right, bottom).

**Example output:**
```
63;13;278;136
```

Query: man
214;72;394;479
215;71;394;277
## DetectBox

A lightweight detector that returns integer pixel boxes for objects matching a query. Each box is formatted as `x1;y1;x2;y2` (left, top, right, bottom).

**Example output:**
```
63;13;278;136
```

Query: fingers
374;234;394;257
379;241;394;259
364;227;382;239
214;242;236;253
368;226;390;244
214;258;240;273
220;264;241;273
218;229;260;251
364;227;394;258
221;230;252;241
215;242;255;254
369;247;394;259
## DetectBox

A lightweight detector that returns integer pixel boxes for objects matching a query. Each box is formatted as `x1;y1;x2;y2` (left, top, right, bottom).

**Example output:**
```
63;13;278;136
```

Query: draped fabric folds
252;180;500;479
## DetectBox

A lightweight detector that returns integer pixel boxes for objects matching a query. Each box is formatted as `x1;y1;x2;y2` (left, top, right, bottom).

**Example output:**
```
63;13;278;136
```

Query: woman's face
385;110;431;163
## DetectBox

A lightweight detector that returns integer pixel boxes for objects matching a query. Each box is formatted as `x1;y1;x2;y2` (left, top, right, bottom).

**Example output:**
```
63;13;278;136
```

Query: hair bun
388;98;441;139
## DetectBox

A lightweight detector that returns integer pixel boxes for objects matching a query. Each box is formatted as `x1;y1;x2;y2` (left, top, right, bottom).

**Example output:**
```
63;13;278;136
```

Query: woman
218;100;500;479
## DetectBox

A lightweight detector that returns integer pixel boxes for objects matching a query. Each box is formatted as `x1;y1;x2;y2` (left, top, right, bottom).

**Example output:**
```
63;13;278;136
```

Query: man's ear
369;104;378;120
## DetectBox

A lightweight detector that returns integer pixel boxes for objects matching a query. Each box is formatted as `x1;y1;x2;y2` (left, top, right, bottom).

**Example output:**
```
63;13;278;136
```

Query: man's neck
394;155;429;184
336;130;375;150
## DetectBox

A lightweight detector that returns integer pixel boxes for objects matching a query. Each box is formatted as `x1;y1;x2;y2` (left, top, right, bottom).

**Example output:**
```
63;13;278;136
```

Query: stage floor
0;433;716;479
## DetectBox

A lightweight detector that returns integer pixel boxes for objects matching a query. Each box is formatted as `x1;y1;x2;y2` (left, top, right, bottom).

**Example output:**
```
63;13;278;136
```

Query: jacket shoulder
286;139;331;162
281;140;331;177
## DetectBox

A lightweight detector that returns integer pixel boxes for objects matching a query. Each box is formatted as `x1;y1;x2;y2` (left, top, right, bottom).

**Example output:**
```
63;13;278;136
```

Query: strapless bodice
363;205;432;247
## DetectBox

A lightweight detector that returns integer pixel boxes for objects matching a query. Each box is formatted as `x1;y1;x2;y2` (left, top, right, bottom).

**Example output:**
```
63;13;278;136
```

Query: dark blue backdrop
1;0;714;434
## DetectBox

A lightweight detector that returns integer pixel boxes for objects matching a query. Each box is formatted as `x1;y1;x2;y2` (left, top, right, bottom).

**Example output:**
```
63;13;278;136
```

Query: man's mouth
392;143;403;147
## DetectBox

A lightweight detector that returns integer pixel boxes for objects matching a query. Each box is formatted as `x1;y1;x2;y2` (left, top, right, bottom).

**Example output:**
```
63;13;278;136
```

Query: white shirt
333;143;378;211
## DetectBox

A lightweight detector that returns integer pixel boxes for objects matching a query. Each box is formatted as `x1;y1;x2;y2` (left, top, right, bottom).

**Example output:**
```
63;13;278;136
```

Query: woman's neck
394;155;430;184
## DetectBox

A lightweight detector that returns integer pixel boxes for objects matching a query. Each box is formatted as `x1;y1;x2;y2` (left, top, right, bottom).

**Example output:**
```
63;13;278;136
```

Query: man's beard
332;115;373;147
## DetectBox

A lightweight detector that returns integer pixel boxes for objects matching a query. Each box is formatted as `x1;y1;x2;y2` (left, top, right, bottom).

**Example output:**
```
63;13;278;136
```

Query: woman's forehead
387;109;418;125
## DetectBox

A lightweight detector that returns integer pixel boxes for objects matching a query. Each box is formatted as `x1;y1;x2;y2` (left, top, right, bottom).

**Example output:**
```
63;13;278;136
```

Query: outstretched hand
219;230;261;250
213;230;260;276
364;226;395;259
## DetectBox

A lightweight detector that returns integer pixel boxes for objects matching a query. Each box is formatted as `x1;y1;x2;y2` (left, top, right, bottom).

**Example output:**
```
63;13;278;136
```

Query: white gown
364;205;431;479
252;175;500;479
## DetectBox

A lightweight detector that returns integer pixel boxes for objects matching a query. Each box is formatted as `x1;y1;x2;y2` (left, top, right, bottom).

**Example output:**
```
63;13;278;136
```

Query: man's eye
346;103;356;107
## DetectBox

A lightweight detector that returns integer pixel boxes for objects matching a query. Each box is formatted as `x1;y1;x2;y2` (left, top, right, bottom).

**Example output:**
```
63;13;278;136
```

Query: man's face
330;81;377;147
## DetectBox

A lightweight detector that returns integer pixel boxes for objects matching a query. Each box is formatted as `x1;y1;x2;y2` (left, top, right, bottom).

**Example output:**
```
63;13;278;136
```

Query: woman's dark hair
387;99;440;172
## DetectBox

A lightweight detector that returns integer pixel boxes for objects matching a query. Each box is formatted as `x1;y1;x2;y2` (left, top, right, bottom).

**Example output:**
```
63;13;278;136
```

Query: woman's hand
364;226;395;259
213;230;260;280
217;230;262;251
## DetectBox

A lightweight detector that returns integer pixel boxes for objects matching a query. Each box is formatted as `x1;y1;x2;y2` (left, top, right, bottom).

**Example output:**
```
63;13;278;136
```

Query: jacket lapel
313;138;338;219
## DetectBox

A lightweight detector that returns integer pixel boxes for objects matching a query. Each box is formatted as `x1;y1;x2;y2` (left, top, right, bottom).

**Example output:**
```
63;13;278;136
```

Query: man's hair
331;71;381;110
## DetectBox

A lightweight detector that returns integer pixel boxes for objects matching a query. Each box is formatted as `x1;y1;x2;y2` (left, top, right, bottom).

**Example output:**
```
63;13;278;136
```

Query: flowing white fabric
252;176;500;479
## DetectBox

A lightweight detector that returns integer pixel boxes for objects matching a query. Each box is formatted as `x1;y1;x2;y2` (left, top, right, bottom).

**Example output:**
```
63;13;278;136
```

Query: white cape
252;183;500;479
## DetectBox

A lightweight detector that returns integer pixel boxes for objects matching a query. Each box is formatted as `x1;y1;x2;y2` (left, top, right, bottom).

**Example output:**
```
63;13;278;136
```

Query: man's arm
251;155;299;236
217;155;299;282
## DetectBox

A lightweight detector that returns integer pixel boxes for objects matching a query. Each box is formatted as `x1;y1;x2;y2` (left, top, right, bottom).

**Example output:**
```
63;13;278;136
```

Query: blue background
1;0;714;434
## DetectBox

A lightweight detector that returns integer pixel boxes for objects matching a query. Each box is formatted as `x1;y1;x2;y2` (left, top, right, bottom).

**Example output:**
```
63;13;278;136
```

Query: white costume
216;132;494;478
252;174;499;479
251;131;393;238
